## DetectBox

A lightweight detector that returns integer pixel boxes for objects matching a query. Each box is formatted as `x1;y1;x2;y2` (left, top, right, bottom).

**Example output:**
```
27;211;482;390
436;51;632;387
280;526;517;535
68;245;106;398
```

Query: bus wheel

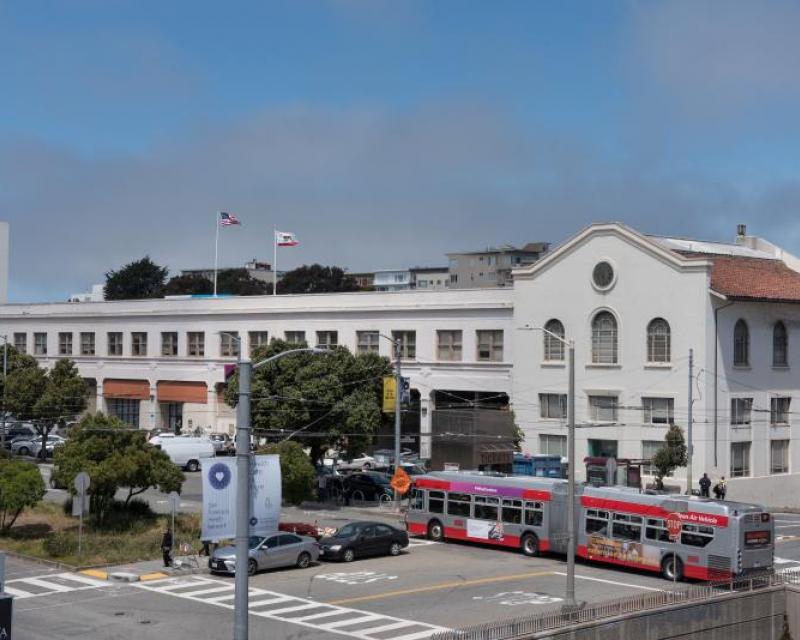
520;533;539;557
662;555;683;581
427;520;444;542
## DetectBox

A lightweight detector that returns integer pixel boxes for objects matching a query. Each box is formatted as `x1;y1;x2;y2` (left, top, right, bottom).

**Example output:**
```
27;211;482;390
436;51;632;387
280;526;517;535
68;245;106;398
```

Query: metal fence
430;570;800;640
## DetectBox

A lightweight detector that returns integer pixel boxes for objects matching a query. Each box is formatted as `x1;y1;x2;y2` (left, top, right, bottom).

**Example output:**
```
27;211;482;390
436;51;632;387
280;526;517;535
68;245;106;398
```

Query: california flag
275;230;299;247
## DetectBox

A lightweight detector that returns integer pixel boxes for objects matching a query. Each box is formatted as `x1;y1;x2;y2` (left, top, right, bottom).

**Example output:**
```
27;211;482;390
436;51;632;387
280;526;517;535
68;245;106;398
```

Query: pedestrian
699;473;711;498
199;538;211;556
317;472;328;502
719;476;727;500
161;527;173;568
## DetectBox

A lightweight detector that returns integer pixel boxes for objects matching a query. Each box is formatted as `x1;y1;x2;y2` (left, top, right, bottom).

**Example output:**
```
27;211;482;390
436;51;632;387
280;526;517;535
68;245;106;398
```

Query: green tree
278;264;359;294
652;424;688;490
225;339;392;462
164;273;214;296
53;414;184;523
5;358;88;458
0;460;46;533
216;268;271;295
259;441;316;506
104;256;168;300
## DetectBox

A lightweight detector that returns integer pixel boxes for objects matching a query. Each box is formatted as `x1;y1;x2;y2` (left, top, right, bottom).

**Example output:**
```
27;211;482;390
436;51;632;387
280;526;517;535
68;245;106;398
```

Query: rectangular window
356;331;380;354
501;499;522;524
13;333;26;353
80;332;95;356
220;331;240;358
589;395;618;422
524;501;544;527
107;398;140;428
392;331;416;359
107;332;123;356
437;330;463;361
188;332;205;357
642;397;674;425
611;513;642;542
645;518;671;543
131;332;147;356
428;490;445;514
161;332;178;357
681;523;714;548
540;394;567;419
249;331;269;355
771;439;789;474
585;509;609;536
539;434;567;457
450;274;458;284
316;331;338;350
58;332;73;356
410;488;425;511
477;330;503;362
34;333;47;355
731;441;751;478
641;440;664;475
731;397;753;426
473;495;499;521
285;331;306;345
771;397;791;426
446;492;471;517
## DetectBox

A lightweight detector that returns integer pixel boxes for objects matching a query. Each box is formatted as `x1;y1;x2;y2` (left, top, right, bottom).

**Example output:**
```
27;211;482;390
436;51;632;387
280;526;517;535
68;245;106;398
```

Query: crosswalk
137;575;449;640
3;572;108;599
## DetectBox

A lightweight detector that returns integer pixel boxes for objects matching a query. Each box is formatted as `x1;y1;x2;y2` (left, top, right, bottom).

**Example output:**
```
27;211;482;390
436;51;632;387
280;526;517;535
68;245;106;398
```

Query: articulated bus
406;471;774;581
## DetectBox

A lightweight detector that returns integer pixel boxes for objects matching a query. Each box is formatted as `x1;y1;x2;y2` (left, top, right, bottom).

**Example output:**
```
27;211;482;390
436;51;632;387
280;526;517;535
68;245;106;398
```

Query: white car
155;436;215;472
12;435;65;458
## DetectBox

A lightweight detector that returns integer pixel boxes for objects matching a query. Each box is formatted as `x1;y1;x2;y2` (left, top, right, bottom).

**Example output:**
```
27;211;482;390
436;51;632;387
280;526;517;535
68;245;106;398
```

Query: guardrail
430;570;798;640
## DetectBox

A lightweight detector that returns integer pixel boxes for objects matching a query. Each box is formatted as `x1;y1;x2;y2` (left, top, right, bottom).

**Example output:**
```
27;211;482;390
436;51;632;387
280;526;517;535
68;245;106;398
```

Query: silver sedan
209;533;320;576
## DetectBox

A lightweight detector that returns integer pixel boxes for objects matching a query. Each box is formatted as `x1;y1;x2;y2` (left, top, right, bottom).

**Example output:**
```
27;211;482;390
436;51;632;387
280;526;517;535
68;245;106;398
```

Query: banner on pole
249;455;281;536
383;376;396;413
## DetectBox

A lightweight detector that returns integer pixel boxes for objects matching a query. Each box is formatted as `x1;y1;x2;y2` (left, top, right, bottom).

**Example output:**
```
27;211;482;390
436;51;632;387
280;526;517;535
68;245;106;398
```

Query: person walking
718;476;727;500
699;473;711;498
161;527;173;568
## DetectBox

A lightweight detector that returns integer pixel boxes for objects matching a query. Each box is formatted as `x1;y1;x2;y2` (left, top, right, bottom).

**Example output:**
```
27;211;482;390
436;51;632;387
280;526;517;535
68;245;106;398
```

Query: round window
592;261;615;290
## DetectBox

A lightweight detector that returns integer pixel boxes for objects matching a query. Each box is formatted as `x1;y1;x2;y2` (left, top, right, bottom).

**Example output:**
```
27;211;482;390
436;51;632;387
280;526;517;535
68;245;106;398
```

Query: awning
103;379;149;400
157;381;208;404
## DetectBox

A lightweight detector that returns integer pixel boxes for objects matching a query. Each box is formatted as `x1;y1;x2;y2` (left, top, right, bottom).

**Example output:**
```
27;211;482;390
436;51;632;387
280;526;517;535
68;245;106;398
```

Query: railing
430;571;798;640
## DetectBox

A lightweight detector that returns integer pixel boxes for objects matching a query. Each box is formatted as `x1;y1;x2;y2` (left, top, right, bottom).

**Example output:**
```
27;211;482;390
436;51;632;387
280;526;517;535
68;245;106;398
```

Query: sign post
73;472;90;560
168;491;180;544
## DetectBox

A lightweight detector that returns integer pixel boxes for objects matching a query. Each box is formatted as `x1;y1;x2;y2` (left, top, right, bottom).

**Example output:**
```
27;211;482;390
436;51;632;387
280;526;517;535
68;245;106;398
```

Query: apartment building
447;242;549;288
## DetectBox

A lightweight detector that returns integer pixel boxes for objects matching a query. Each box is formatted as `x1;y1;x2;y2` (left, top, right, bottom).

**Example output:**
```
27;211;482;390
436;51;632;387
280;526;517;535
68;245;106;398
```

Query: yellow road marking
326;570;555;605
80;569;108;580
138;572;169;582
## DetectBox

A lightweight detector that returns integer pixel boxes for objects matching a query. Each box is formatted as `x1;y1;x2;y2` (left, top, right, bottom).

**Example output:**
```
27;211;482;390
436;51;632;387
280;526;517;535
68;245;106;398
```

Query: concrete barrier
727;474;800;510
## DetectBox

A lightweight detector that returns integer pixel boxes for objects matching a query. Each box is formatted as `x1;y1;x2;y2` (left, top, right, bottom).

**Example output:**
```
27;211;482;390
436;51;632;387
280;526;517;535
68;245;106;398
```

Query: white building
4;221;800;503
373;269;413;291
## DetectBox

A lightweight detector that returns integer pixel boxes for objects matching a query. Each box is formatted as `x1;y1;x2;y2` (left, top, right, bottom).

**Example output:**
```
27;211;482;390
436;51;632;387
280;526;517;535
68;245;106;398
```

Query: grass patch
0;501;201;567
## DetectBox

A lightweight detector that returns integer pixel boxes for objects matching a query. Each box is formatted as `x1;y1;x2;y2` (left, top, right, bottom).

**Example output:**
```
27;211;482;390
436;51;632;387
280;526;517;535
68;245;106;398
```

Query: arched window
773;321;788;367
734;319;749;366
647;318;671;363
591;311;618;364
543;319;565;362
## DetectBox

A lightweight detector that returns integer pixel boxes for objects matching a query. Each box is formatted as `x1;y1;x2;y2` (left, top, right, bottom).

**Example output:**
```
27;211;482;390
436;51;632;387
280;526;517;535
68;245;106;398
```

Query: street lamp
0;335;7;450
377;333;403;512
519;324;577;610
222;333;333;640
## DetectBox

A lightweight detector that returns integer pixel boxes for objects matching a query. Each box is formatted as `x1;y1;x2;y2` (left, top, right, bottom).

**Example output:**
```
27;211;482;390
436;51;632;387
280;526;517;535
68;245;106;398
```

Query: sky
2;0;800;301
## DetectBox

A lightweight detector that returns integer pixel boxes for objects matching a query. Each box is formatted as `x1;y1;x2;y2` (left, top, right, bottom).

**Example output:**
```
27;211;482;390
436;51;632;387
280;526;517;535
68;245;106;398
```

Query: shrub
0;460;46;533
43;531;76;557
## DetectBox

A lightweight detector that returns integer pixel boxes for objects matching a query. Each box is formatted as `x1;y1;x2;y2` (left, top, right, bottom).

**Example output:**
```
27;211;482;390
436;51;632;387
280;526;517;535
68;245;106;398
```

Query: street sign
382;377;397;413
666;512;683;541
73;472;90;495
167;491;180;510
400;377;411;404
390;467;411;495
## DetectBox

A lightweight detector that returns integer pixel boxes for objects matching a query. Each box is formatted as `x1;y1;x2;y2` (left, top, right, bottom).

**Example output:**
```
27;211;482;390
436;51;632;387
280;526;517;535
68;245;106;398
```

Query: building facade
447;242;549;288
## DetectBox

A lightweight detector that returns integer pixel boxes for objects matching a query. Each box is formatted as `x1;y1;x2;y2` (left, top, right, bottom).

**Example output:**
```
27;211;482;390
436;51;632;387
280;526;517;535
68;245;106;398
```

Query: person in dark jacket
161;527;173;567
699;473;711;498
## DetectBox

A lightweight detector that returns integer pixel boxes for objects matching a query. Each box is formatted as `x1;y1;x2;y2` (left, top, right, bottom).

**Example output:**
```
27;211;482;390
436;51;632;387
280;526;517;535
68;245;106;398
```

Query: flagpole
213;213;220;297
273;225;277;296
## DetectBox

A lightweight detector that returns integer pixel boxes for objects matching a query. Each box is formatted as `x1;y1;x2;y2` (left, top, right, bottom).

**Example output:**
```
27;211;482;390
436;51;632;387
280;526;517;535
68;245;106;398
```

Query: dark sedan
343;472;393;503
319;521;409;562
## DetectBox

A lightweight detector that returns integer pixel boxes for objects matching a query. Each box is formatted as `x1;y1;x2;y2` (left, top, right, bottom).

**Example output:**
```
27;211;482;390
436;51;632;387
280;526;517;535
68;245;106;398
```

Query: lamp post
376;334;403;511
520;324;576;610
223;333;332;640
1;335;7;450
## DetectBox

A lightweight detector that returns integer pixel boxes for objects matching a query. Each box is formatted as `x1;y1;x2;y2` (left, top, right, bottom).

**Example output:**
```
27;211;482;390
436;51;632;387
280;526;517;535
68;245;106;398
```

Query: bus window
645;518;671;542
429;490;445;514
474;496;499;520
612;513;642;542
585;509;609;536
524;501;544;527
681;523;714;548
501;499;522;524
409;488;425;511
447;492;472;517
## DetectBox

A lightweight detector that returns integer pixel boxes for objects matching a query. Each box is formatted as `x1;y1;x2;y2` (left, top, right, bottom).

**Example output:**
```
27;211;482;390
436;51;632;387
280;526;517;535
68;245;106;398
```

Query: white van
156;437;215;472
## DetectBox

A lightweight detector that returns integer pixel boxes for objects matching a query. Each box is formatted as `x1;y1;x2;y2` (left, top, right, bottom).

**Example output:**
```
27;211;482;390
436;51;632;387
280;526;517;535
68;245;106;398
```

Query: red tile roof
680;252;800;302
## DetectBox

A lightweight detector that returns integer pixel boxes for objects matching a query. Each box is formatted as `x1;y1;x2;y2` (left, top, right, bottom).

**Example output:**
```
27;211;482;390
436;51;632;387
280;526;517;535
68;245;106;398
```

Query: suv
343;472;393;503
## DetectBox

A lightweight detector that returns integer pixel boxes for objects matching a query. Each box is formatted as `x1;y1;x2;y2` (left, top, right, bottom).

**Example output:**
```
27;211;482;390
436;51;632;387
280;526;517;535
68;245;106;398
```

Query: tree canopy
225;339;392;461
652;424;688;489
258;441;315;506
104;256;168;300
0;460;46;532
278;264;359;294
216;268;271;295
53;413;184;522
164;273;214;296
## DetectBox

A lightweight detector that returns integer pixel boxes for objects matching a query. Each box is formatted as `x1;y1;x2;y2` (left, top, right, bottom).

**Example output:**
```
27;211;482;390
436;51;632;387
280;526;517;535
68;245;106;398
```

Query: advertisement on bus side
587;535;660;568
467;519;505;541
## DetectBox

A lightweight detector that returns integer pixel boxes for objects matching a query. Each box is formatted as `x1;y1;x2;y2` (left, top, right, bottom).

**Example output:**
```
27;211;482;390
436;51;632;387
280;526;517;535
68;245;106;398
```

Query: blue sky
2;1;800;300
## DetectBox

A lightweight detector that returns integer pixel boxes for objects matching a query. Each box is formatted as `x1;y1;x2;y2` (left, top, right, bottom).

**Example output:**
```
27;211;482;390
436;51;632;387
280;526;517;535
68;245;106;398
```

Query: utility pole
233;351;251;640
686;348;694;496
1;335;7;450
394;338;402;511
566;339;576;610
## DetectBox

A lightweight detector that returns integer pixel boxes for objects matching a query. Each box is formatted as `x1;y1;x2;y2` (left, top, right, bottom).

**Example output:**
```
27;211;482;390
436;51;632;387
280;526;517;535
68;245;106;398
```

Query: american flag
219;211;241;226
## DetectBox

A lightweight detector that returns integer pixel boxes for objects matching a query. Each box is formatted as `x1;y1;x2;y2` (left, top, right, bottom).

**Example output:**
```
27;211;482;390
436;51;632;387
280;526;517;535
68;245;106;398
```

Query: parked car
1;423;36;449
319;521;409;562
279;521;323;540
343;471;393;503
12;435;65;458
209;533;319;576
155;436;215;472
209;433;234;455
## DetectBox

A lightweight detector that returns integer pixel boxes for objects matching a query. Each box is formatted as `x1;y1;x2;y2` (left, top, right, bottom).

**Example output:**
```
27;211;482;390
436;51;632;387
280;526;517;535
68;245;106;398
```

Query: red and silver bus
406;471;774;581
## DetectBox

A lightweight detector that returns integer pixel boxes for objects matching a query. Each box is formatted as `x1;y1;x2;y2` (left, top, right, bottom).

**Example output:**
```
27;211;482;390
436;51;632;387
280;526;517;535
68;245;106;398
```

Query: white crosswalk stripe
137;575;449;640
4;572;108;599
